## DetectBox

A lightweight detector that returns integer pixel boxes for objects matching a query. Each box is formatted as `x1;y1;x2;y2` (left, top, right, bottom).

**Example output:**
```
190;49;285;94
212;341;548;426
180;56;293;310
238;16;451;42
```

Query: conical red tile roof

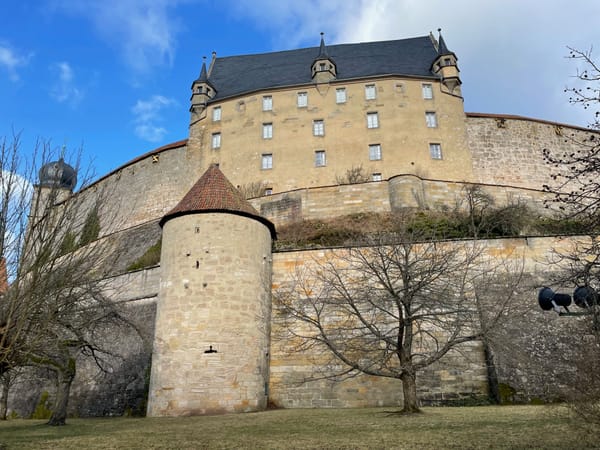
160;165;276;238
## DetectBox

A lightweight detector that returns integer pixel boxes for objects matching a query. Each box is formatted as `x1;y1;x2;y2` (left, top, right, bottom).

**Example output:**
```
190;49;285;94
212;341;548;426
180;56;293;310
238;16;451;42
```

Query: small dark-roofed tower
31;157;78;222
147;165;276;416
190;56;217;123
311;32;337;83
431;29;461;96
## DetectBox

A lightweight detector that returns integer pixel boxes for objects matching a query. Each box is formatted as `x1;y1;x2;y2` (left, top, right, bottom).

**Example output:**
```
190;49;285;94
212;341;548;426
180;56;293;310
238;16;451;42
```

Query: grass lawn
0;405;597;449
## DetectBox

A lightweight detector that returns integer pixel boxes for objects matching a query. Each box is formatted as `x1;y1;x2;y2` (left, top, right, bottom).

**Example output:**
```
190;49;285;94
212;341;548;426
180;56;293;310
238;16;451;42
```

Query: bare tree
0;134;138;425
540;47;600;425
543;47;600;225
274;222;525;413
335;165;371;185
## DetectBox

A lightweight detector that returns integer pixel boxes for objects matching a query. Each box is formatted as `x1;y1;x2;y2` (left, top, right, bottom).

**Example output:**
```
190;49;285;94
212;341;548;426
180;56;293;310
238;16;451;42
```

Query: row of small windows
266;111;434;142
259;143;443;170
211;83;435;120
212;111;437;149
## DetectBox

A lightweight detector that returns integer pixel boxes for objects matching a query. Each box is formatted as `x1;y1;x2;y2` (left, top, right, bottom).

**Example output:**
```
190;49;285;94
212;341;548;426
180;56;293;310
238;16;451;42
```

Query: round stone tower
147;164;276;416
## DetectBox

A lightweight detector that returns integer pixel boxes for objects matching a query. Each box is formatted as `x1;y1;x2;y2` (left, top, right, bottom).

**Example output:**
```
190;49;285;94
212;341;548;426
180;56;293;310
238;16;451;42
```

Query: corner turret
311;33;337;83
190;55;217;122
431;29;461;96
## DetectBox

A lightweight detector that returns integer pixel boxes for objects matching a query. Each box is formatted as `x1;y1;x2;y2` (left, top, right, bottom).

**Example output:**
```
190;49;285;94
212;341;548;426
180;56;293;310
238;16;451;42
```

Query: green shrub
498;383;516;405
59;230;78;255
31;391;52;419
533;217;594;235
79;208;101;246
127;239;162;271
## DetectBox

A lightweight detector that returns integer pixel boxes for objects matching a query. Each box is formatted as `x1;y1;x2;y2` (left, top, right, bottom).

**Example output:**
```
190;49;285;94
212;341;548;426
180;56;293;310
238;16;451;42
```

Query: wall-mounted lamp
538;286;598;316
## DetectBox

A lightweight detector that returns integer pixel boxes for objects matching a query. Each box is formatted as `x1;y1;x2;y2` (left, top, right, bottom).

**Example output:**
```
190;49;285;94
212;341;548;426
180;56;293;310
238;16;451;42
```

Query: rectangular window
336;87;347;104
212;106;221;122
211;132;221;149
425;111;437;128
297;92;308;107
315;150;326;167
429;143;442;159
365;84;376;100
263;123;273;139
261;153;273;169
367;112;379;129
263;95;273;111
369;144;382;161
372;173;382;182
313;119;324;136
264;188;273;196
422;83;433;99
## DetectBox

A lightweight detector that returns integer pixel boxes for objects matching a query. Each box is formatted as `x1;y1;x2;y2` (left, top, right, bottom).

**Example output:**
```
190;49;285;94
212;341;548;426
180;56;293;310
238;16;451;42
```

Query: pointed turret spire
317;32;328;58
197;57;209;82
437;29;454;57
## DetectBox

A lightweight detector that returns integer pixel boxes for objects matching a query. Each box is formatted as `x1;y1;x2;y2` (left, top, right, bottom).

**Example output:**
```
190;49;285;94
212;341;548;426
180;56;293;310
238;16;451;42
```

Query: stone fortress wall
65;231;581;414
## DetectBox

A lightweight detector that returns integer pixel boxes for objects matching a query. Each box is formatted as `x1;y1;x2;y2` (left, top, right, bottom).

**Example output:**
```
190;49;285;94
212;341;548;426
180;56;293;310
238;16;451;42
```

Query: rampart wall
249;175;551;228
466;113;593;190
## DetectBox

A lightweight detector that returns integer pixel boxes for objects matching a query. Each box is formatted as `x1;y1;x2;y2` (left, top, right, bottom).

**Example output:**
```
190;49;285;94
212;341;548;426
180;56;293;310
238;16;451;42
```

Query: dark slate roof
205;35;439;101
160;165;276;238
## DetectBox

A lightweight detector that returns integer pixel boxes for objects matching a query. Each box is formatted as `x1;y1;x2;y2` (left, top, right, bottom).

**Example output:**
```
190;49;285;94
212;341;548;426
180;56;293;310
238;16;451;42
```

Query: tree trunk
47;359;75;426
0;374;9;420
483;342;500;404
400;371;421;413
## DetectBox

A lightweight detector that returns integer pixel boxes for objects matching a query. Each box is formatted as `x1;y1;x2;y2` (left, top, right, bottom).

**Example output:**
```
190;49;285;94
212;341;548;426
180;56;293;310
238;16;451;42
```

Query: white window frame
212;106;221;122
261;153;273;170
297;92;308;108
425;111;437;128
367;112;379;129
263;95;273;111
315;150;326;167
429;143;442;160
369;144;382;161
372;173;382;182
336;87;347;104
422;83;433;100
263;123;273;139
313;120;325;136
365;84;376;100
211;132;221;149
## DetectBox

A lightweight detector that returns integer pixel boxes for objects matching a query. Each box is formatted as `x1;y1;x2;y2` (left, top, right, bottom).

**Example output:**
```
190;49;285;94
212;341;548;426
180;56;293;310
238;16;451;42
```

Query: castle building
12;32;597;418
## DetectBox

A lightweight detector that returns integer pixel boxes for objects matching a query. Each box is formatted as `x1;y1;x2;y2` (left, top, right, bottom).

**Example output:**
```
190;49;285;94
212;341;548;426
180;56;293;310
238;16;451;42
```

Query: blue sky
1;0;599;178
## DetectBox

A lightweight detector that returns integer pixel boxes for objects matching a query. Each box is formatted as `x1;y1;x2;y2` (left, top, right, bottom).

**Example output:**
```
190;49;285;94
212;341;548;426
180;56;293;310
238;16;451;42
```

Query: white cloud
51;0;183;72
226;0;600;128
50;61;84;106
132;95;176;142
0;43;31;81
